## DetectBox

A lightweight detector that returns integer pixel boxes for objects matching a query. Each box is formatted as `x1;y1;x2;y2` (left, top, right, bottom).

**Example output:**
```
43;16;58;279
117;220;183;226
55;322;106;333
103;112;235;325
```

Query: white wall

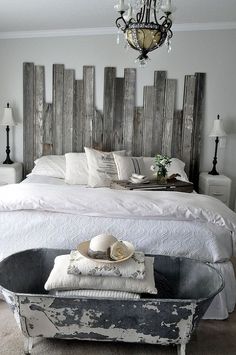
0;29;236;207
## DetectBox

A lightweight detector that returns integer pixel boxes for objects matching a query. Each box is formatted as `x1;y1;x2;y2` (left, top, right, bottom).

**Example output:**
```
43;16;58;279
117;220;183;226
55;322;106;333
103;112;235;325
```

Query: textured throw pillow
85;147;126;187
44;254;157;294
65;153;88;185
29;155;66;179
143;157;189;182
113;154;146;180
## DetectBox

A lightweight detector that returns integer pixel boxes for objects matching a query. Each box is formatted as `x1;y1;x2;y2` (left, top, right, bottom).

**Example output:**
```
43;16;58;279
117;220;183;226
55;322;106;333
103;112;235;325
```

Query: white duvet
0;182;236;255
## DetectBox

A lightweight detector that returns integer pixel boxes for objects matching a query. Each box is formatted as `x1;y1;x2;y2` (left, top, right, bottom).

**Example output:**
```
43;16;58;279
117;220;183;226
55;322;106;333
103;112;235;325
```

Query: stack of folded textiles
44;250;157;298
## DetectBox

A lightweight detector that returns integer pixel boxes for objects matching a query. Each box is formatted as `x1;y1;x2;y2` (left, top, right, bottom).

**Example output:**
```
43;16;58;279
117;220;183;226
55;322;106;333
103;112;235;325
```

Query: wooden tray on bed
111;180;194;193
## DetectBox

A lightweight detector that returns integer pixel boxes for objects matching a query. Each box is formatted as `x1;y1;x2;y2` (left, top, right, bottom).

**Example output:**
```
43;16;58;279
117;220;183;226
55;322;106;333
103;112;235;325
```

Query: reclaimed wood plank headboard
23;63;205;189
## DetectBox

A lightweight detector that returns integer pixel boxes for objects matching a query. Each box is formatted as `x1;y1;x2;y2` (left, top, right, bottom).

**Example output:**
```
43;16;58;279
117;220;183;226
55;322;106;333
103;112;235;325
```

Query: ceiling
0;0;236;33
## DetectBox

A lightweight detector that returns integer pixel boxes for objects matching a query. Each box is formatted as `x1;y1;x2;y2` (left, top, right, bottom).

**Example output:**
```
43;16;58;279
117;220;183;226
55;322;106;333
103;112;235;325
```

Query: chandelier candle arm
114;0;173;66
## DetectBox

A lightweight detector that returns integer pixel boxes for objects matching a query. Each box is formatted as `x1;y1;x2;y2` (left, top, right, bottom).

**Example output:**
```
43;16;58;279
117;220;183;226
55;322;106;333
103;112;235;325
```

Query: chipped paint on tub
10;294;200;347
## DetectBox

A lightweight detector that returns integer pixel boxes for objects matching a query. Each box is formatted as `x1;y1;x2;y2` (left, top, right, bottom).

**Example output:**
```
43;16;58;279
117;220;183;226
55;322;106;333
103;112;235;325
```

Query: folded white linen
45;255;157;294
68;251;145;279
50;289;140;299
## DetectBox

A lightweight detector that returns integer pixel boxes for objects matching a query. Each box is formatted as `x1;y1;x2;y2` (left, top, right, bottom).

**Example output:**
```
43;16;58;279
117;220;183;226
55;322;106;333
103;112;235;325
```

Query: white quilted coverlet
0;182;236;259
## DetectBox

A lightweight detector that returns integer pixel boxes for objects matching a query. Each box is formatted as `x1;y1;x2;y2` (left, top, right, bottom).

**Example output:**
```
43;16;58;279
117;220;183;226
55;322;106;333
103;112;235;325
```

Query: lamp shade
0;103;16;126
209;119;227;138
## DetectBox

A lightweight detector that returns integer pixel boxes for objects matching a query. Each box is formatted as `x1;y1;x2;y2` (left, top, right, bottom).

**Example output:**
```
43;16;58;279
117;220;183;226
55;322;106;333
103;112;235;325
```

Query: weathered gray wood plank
63;69;75;153
103;67;116;151
113;77;124;151
143;86;155;156
73;80;84;152
133;107;143;156
123;68;136;155
52;64;64;155
83;66;95;148
172;110;183;159
34;65;45;160
190;73;206;190
93;109;103;150
162;79;176;156
23;62;35;175
152;71;167;155
43;103;53;155
182;75;196;177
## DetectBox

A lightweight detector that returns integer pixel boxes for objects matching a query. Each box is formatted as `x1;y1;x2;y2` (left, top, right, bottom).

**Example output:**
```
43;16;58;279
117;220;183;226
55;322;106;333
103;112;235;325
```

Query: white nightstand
0;163;23;184
199;172;231;207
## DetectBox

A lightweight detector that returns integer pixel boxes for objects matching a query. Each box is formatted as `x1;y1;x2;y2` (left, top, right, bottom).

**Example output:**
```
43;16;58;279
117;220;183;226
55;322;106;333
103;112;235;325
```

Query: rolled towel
68;250;146;279
50;289;140;299
44;255;157;295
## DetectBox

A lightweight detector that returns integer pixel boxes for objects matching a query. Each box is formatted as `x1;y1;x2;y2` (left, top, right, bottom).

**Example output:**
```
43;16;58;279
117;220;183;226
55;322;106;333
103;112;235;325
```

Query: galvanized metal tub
0;248;223;355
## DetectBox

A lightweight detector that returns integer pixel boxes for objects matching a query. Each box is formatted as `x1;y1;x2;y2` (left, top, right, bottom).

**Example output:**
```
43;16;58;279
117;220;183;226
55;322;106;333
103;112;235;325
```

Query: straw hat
77;233;134;263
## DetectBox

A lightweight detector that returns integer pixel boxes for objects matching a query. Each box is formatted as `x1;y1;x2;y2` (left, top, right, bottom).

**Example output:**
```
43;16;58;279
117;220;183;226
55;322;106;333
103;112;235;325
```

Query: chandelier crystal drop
115;0;173;66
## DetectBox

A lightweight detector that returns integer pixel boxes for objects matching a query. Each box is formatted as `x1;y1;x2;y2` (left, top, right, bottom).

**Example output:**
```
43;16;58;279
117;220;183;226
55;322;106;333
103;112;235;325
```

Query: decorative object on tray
151;154;171;184
0;103;16;164
111;179;193;192
78;233;134;263
208;114;227;175
129;173;149;184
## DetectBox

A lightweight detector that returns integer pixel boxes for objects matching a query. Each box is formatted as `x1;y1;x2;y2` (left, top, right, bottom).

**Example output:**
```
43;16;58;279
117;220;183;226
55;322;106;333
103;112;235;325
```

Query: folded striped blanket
51;289;140;299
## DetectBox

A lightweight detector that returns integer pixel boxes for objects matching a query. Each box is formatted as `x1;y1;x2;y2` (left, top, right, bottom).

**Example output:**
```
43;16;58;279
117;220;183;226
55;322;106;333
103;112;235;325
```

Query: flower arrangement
150;154;172;183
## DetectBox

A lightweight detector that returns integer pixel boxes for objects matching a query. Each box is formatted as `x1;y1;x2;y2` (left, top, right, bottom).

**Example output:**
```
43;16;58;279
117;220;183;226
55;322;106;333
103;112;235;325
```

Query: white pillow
29;155;66;179
85;147;126;187
65;153;88;185
143;157;189;182
113;154;146;180
44;254;157;294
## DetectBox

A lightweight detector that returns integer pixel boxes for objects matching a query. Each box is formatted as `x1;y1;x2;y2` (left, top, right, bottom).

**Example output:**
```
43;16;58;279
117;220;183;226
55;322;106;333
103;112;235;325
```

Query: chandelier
115;0;173;66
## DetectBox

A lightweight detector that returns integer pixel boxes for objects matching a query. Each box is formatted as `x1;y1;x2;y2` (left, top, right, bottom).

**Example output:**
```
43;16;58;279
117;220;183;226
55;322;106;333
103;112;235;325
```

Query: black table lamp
208;114;227;175
0;103;16;164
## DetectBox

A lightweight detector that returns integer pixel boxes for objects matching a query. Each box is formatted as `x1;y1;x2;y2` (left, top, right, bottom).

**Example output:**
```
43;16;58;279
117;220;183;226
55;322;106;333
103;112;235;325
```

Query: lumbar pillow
65;152;88;185
143;157;189;182
29;155;66;179
113;154;146;180
85;147;125;187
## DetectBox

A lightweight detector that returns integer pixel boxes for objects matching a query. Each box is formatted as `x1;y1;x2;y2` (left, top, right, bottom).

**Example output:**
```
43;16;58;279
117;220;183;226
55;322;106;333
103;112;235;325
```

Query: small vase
156;166;167;184
156;175;167;184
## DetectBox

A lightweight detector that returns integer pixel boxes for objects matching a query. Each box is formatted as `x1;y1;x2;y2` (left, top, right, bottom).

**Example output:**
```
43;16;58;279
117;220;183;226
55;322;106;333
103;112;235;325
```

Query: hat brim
77;241;134;263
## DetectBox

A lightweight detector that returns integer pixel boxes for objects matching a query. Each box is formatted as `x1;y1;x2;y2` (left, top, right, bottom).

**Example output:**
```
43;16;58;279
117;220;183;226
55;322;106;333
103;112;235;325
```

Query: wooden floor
0;300;236;355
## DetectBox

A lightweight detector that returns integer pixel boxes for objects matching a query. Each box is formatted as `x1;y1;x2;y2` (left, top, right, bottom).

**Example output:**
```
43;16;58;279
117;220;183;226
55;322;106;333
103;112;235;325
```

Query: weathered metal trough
0;249;223;355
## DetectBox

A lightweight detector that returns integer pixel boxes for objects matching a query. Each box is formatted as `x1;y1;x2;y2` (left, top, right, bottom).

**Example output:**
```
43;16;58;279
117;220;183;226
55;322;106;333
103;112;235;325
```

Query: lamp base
208;168;219;175
3;157;14;164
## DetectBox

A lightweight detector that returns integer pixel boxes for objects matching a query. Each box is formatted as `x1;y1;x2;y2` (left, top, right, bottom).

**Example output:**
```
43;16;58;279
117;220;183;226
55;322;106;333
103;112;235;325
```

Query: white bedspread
0;182;236;257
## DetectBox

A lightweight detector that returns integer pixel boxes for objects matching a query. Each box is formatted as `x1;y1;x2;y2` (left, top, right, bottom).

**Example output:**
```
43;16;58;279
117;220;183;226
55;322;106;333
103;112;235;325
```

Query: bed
0;174;235;319
0;63;235;320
